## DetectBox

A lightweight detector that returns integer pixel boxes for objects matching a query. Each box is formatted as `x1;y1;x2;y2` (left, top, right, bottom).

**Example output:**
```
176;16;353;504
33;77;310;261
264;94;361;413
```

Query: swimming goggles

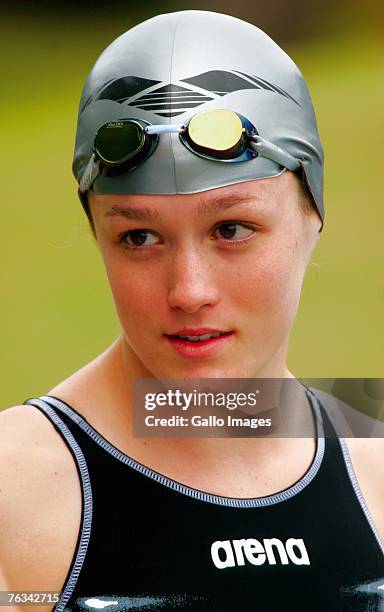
79;108;300;193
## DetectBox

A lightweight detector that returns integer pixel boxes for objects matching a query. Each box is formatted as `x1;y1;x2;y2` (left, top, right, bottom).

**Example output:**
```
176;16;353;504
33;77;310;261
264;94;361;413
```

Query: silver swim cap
73;10;324;226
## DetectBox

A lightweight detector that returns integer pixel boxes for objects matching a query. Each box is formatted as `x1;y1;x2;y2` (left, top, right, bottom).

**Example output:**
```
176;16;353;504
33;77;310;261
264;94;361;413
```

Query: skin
1;172;384;602
89;170;321;381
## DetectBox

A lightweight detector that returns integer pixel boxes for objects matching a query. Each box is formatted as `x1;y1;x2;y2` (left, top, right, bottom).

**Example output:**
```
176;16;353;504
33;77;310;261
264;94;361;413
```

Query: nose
167;245;220;313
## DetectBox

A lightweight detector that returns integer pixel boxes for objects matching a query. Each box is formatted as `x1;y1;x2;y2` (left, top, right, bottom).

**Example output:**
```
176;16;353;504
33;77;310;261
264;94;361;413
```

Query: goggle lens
94;120;145;165
188;109;244;153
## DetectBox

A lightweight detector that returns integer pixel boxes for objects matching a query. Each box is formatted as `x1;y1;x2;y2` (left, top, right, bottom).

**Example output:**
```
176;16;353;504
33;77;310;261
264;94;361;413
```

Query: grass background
1;6;383;410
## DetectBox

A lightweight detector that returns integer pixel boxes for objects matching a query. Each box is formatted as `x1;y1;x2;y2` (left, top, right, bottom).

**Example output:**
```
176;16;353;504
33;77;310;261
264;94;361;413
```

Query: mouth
163;331;235;358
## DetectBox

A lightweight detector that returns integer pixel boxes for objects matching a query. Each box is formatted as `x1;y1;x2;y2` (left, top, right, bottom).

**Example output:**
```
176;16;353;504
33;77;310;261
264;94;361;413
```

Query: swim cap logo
81;70;299;118
211;537;310;569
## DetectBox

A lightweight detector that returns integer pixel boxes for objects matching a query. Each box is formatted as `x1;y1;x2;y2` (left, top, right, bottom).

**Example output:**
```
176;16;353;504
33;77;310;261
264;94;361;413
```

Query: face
88;171;321;379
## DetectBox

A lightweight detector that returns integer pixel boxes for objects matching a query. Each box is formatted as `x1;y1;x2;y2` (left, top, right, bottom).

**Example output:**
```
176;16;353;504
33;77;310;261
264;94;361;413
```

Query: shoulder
0;405;82;594
0;404;64;485
311;387;384;532
343;436;384;546
310;386;384;495
343;436;384;485
0;403;73;477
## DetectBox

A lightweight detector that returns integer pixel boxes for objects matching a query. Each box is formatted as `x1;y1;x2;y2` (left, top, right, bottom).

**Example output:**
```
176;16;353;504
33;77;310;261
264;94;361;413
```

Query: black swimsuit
24;388;384;611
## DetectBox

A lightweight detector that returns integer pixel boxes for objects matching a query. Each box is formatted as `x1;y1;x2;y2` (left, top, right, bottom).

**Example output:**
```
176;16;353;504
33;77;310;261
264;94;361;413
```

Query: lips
167;332;229;342
166;327;230;337
163;330;235;358
165;329;232;344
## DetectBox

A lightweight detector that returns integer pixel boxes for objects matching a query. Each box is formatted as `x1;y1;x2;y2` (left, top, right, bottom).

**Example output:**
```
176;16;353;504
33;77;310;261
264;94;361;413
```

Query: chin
156;361;253;381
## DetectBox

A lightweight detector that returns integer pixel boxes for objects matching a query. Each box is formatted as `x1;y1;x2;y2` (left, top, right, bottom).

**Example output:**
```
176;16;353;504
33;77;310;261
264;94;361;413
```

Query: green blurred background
1;1;383;409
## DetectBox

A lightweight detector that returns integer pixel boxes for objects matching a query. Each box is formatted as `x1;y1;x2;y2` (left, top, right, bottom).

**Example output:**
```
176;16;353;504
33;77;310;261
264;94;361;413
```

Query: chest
46;465;383;612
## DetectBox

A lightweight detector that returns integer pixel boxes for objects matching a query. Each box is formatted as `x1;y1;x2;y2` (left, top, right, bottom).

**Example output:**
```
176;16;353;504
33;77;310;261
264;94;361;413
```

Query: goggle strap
250;136;300;172
79;154;100;193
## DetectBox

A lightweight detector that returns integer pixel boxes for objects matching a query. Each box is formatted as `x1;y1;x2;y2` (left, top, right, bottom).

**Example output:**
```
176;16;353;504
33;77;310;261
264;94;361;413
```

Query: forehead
89;172;296;220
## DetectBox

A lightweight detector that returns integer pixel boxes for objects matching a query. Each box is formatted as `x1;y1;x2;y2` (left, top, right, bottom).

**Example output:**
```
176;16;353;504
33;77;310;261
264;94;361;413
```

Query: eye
122;229;159;248
214;222;255;242
119;222;256;251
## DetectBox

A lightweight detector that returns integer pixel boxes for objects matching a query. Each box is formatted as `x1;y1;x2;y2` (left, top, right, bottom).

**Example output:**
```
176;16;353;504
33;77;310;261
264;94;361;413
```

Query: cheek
102;253;164;331
230;235;304;326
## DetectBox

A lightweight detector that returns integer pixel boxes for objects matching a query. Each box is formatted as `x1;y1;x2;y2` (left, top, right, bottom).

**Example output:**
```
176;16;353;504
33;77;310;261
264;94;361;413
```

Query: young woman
1;10;383;612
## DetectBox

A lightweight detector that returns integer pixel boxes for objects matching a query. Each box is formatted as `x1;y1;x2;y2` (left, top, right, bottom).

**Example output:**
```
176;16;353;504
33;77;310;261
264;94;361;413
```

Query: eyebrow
104;194;262;221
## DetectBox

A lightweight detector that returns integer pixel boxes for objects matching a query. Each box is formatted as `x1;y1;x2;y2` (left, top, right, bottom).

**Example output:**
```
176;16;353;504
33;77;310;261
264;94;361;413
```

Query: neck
100;337;314;465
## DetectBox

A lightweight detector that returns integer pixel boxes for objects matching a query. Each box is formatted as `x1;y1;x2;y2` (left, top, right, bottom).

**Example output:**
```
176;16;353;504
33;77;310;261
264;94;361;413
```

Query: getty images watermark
143;386;272;430
133;378;384;438
133;378;303;438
